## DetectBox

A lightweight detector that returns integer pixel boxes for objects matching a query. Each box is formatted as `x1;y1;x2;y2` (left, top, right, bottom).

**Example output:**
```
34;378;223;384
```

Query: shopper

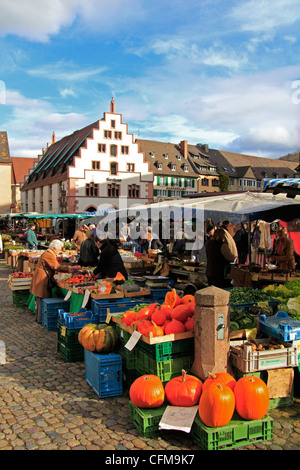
30;239;77;323
205;228;238;288
270;226;295;272
27;224;38;250
78;229;99;267
93;238;128;280
72;225;87;252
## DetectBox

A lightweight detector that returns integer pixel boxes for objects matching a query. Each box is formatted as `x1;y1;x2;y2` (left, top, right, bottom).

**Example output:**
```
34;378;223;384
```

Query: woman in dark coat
205;228;238;288
93;239;128;280
78;229;99;267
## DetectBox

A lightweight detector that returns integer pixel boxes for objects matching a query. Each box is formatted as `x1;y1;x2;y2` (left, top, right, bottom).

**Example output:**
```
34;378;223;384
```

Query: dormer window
184;166;189;172
150;152;155;158
163;153;168;159
171;164;176;171
176;155;181;160
158;163;163;170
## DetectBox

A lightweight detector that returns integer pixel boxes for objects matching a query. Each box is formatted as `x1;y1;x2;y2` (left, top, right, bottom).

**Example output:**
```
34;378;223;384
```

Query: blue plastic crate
84;350;122;398
42;313;58;331
230;299;280;312
150;288;170;302
258;311;300;342
42;298;70;316
57;308;100;329
91;298;151;322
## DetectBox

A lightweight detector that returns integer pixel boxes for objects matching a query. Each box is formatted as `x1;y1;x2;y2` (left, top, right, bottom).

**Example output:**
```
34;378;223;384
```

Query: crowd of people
29;219;297;321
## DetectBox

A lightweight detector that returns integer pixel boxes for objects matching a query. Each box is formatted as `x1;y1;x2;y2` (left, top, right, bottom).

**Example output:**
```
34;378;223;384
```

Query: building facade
21;99;153;213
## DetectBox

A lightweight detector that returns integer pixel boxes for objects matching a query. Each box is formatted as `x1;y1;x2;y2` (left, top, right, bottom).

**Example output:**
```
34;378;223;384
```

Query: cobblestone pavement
0;259;300;452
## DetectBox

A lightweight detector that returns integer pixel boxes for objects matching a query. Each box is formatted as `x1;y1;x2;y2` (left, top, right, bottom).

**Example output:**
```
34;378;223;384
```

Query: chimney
52;131;56;144
180;140;188;159
110;97;115;113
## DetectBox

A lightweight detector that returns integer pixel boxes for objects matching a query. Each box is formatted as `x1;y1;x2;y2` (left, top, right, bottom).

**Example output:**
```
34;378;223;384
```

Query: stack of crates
12;289;30;308
115;322;194;388
57;307;100;362
42;298;70;331
230;311;300;408
84;350;122;398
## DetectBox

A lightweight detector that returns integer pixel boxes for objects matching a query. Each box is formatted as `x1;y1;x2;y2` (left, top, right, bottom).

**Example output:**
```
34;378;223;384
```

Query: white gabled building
21;99;154;214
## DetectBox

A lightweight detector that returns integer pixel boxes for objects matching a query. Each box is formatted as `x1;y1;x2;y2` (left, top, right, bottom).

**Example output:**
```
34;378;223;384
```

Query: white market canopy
95;191;300;232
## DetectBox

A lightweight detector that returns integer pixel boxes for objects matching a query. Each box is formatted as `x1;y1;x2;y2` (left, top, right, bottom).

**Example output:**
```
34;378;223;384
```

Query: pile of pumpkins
121;289;195;337
130;370;270;428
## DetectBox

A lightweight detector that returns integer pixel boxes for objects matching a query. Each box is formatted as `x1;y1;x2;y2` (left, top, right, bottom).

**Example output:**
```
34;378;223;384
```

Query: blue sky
0;0;300;159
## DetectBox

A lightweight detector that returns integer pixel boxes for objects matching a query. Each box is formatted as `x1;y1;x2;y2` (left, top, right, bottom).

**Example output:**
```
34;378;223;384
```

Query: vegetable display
120;292;195;337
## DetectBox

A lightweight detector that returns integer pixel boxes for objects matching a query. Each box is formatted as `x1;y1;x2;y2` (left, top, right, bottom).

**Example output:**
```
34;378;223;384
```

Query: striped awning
262;178;300;197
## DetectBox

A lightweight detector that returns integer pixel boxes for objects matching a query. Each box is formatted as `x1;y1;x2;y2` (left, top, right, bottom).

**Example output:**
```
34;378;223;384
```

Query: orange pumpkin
121;310;136;326
114;272;126;283
181;294;195;304
199;382;235;428
129;375;165;408
147;321;164;338
234;376;269;420
137;319;152;336
136;303;157;320
164;289;181;309
184;317;194;331
151;309;166;326
164;319;185;335
203;372;236;392
165;370;202;407
78;323;119;353
171;304;192;323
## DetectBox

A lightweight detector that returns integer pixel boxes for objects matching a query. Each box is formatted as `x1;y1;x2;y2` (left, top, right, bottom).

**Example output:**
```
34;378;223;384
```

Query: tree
218;171;229;192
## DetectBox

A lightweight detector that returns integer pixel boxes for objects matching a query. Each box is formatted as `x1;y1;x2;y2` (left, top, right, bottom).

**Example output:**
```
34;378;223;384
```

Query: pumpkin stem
182;369;187;382
208;372;217;379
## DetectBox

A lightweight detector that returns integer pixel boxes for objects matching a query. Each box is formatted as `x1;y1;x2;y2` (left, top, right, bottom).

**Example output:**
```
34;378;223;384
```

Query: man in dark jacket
78;230;99;267
93;239;128;279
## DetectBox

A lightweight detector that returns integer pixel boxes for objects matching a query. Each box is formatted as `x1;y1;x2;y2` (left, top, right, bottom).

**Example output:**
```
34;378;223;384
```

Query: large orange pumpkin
129;375;165;408
181;294;195;304
164;289;181;309
78;323;119;353
165;370;202;407
171;304;193;323
121;310;136;326
234;376;269;420
199;382;235;427
203;372;236;392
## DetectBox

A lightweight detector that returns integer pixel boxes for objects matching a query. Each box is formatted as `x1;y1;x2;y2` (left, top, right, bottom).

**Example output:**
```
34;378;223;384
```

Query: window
92;161;100;170
121;146;129;155
107;183;120;197
128;184;140;198
114;131;122;140
110;162;118;175
173;177;179;186
86;183;99;197
98;143;106;153
111;120;116;128
126;163;135;172
201;178;209;186
230;178;235;186
184;166;189;172
171;164;176;171
104;130;112;139
158;164;163;170
212;178;219;187
186;179;192;187
110;145;117;156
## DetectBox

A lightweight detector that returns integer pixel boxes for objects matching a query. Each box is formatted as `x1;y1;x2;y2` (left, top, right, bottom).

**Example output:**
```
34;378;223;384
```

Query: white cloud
28;61;107;82
230;0;300;33
60;88;77;98
0;0;81;42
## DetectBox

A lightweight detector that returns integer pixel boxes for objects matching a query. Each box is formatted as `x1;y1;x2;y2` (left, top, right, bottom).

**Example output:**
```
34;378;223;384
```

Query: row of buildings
0;98;298;215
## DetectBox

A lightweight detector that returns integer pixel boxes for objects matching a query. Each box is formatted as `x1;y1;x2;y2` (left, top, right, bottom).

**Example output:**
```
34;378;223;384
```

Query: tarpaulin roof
95;191;300;229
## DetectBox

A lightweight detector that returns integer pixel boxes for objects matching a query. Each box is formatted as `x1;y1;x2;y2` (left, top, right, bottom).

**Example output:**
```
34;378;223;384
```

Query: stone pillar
190;286;232;381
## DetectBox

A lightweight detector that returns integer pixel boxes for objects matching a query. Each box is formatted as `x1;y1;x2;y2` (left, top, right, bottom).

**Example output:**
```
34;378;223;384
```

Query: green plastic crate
12;289;30;307
119;344;136;370
57;322;81;347
57;339;84;362
191;413;273;450
123;368;140;389
134;349;194;382
136;338;194;362
129;401;167;437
